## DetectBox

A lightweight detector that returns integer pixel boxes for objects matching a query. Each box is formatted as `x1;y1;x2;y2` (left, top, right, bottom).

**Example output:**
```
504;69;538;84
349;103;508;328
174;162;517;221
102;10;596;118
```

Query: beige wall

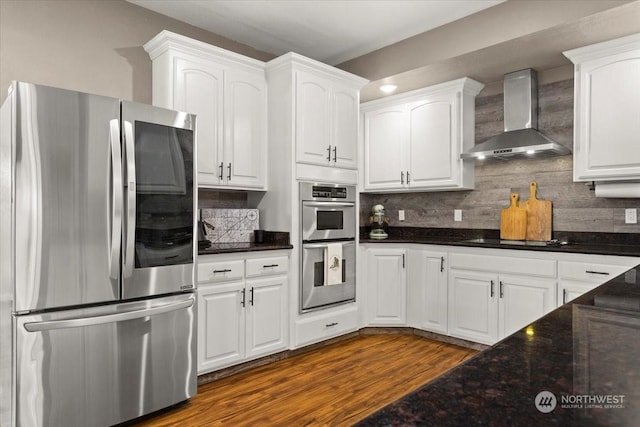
0;0;274;103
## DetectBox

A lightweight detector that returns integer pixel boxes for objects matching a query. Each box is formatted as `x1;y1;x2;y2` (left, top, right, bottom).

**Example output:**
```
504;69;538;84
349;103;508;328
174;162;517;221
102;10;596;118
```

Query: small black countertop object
198;231;292;255
358;266;640;426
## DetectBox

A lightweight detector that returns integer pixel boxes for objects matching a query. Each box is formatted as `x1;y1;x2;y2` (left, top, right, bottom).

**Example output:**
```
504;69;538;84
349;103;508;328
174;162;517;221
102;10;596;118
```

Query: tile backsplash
201;208;259;243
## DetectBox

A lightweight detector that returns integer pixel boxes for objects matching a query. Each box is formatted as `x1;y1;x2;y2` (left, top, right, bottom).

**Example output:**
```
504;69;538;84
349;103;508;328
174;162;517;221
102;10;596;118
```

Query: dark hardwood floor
135;334;477;426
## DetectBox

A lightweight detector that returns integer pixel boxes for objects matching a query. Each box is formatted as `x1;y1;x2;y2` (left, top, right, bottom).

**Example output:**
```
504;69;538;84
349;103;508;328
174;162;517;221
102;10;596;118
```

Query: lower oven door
301;241;355;312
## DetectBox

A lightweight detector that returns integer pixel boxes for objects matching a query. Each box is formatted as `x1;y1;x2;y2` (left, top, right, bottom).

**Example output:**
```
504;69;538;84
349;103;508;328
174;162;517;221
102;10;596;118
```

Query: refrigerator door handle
23;298;193;332
109;119;123;280
123;120;136;279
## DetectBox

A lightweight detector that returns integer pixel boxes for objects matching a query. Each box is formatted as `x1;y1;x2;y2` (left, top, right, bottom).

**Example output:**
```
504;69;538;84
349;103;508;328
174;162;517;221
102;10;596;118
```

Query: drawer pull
326;322;338;328
263;264;279;268
586;270;610;275
213;269;232;274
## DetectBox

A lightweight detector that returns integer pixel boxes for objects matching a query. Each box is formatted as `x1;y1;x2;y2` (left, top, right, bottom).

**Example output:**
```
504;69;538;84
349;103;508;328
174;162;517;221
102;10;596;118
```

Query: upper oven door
301;201;356;241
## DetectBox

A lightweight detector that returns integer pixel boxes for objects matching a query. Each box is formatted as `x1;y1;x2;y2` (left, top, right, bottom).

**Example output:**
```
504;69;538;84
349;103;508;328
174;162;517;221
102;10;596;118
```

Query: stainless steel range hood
461;69;571;160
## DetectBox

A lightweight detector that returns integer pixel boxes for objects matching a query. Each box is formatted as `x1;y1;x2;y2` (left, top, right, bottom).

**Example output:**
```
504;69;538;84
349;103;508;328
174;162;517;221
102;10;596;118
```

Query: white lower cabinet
448;270;499;344
366;248;407;325
197;253;289;374
498;274;556;338
407;249;448;334
448;271;556;345
557;254;638;304
448;250;557;345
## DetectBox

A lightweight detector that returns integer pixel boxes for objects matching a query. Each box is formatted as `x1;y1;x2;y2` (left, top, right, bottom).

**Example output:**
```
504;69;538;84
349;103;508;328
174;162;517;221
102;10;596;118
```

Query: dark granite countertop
360;227;640;257
198;231;292;255
358;266;640;426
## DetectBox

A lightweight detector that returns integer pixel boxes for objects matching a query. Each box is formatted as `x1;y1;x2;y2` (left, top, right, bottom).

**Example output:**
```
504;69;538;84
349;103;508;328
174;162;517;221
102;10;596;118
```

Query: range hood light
527;150;535;155
478;155;486;160
379;84;397;94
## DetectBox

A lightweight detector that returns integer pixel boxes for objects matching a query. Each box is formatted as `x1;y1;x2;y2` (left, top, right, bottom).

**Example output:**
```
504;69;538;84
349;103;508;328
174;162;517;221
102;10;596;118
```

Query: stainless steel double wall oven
300;182;356;312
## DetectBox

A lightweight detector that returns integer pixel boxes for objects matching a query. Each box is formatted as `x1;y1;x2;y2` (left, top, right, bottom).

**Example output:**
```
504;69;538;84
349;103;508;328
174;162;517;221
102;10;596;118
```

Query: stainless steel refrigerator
0;82;197;427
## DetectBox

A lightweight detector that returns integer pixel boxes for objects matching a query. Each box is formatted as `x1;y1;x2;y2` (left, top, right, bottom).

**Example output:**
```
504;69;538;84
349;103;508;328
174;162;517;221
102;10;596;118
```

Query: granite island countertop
358;265;640;427
360;227;640;257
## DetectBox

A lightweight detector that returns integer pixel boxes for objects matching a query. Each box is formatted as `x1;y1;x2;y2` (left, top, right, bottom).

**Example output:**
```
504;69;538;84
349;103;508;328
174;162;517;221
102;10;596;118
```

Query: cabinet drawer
198;260;244;283
294;306;358;348
449;252;556;278
558;261;630;283
245;256;289;278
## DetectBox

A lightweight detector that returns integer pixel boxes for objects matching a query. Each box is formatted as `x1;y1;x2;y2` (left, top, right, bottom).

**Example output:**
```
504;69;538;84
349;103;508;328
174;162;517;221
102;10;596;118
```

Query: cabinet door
224;68;267;189
197;282;245;373
407;95;457;188
367;248;406;325
332;85;359;169
574;50;640;181
416;251;448;334
174;57;224;187
498;275;556;339
363;107;407;190
245;276;288;359
448;270;498;344
559;280;598;305
295;71;331;166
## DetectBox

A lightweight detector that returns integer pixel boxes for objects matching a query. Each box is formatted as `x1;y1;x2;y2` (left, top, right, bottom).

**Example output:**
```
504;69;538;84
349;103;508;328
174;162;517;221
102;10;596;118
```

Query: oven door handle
302;202;355;208
303;241;355;249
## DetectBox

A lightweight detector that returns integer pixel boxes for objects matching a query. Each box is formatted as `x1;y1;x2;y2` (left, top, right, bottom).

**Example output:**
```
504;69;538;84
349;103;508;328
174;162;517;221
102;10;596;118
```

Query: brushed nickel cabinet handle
332;146;337;162
218;162;224;180
407;171;410;183
326;145;332;161
499;281;504;298
400;171;404;184
241;288;246;307
326;322;338;328
563;288;567;304
227;163;232;181
490;280;494;298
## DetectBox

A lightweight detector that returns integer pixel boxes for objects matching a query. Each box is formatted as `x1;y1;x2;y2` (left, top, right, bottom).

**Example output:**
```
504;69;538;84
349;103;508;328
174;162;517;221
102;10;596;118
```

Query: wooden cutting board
523;181;552;241
500;193;527;240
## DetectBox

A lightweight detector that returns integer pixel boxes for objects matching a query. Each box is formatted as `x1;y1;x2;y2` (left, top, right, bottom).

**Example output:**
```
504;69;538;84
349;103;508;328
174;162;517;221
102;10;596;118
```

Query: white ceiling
128;0;504;65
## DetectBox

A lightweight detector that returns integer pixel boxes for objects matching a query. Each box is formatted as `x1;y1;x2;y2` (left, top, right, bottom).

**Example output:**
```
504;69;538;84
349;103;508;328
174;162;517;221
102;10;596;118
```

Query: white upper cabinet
267;53;368;184
144;30;267;190
361;78;483;192
564;33;640;182
295;69;362;170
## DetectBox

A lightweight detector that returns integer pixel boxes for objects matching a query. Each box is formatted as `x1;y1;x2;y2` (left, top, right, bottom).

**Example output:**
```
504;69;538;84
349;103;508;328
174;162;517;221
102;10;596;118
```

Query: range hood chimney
461;69;571;160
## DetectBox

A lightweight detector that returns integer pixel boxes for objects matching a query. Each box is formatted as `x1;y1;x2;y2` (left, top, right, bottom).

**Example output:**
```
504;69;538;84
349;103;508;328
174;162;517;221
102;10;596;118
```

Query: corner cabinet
564;33;640;182
407;249;448;334
145;30;267;190
361;78;484;192
366;247;407;325
267;53;368;184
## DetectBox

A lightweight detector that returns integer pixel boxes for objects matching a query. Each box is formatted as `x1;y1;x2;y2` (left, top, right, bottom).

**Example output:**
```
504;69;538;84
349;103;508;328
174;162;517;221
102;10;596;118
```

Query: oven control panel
312;186;347;199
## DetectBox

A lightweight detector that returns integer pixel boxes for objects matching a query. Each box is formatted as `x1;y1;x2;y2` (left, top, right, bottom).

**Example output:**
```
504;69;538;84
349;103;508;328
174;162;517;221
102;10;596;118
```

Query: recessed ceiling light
379;84;397;94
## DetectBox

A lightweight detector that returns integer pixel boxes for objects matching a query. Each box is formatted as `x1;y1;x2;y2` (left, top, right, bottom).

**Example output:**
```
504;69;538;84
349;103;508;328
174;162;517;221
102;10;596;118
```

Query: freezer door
121;101;196;299
12;82;121;312
14;293;197;427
